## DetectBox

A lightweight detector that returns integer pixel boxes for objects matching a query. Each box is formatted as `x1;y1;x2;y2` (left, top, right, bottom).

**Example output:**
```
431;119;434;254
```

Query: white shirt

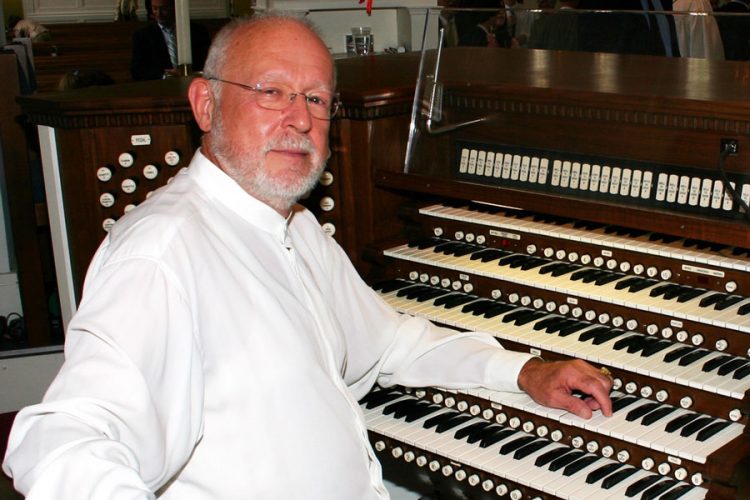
3;150;534;499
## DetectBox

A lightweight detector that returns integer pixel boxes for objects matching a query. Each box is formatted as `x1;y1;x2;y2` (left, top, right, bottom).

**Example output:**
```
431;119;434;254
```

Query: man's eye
259;87;283;98
306;95;328;107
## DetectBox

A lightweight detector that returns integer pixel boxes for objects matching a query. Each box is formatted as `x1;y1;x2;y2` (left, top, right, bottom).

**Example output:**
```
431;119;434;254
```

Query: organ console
333;47;750;498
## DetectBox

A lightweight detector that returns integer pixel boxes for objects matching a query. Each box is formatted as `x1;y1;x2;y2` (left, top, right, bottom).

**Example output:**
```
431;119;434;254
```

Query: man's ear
188;77;215;132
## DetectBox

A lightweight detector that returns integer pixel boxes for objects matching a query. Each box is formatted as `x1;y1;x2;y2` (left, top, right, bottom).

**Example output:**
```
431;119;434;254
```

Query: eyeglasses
204;76;340;120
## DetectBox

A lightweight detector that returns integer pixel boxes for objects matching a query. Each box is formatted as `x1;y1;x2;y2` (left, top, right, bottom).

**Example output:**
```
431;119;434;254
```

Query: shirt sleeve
319;228;536;400
2;256;204;499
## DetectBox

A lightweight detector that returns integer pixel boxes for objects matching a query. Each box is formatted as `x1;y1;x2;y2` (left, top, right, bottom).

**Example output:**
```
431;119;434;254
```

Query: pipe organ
333;49;750;498
20;45;750;498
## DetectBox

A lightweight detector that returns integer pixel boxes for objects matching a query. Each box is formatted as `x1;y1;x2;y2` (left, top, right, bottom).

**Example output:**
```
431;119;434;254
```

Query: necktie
164;27;177;67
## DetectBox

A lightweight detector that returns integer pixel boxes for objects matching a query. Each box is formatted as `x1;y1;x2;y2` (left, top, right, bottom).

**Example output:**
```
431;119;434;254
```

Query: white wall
262;0;441;52
0;349;63;412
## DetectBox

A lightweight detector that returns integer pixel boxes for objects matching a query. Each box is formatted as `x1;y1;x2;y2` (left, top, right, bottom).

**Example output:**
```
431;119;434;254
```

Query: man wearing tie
130;0;210;81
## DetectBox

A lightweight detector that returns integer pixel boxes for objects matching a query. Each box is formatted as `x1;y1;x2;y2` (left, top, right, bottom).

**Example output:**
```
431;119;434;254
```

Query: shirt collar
187;149;291;244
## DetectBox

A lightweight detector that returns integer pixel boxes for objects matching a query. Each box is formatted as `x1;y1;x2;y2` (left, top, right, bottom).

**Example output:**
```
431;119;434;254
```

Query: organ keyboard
331;46;750;498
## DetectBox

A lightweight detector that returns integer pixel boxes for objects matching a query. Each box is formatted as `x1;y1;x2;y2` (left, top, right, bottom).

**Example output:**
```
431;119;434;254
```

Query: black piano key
585;462;624;484
483;303;516;318
601;466;639;489
662;285;692;301
696;420;731;442
480;428;517;448
457;421;496;444
513;439;551;460
733;363;750;380
625;401;661;422
371;279;412;293
465;424;504;445
557;321;591;337
738;302;750;316
408;237;444;249
698;292;725;308
470;248;509;262
538;262;568;275
548;449;586;472
665;412;701;433
659;484;696;500
440;294;478;309
614;276;643;290
583;270;612;284
414;287;450;302
641;406;677;426
435;414;473;433
423;410;460;429
594;272;626;286
499;435;538;455
612;395;639;413
714;294;744;311
545;318;578;334
702;354;733;373
578;325;611;342
404;403;442;423
640;339;674;357
591;328;628;345
454;421;493;441
663;345;694;364
397;285;428;298
624;474;663;497
570;268;598;281
498;254;527;267
383;398;418;416
501;308;535;324
649;283;681;298
625;335;654;354
613;334;643;351
361;389;403;409
453;244;482;257
627;278;659;293
679;416;715;437
633;336;666;355
533;315;566;331
717;358;749;376
550;263;582;277
640;478;679;500
512;310;549;327
678;348;711;367
461;299;496;315
520;257;550;270
433;241;461;254
562;455;600;477
675;287;708;303
534;445;570;467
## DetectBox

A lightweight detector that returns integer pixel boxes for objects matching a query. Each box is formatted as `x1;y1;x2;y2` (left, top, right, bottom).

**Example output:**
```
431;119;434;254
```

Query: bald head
203;14;334;95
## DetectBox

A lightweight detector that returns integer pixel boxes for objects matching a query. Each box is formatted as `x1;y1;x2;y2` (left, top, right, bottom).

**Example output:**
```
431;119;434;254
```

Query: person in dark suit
716;0;750;60
130;0;210;81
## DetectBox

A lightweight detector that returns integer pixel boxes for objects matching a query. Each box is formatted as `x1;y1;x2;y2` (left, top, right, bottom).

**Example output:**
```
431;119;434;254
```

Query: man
130;0;210;80
3;14;612;499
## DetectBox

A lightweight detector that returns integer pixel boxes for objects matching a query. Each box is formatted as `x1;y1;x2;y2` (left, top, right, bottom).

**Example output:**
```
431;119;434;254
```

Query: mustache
262;135;317;156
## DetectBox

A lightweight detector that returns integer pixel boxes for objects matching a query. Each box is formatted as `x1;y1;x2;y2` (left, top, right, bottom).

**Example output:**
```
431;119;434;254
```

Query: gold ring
600;367;612;378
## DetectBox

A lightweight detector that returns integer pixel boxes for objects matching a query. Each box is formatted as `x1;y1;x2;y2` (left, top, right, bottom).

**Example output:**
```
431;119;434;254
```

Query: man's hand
517;358;613;419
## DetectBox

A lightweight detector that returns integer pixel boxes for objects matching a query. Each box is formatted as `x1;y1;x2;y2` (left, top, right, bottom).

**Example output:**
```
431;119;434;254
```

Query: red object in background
359;0;373;14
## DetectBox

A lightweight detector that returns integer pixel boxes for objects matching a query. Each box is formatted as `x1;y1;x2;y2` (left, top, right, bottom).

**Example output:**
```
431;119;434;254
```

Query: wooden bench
30;19;228;93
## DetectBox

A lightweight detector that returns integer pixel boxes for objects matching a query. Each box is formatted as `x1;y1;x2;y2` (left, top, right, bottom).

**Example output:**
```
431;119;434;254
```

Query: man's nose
282;95;313;132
